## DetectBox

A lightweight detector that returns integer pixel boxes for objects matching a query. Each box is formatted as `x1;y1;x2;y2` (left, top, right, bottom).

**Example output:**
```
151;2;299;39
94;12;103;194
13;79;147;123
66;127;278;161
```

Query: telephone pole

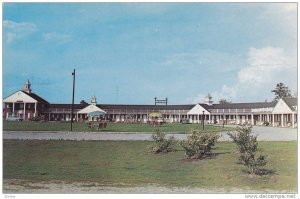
71;69;75;131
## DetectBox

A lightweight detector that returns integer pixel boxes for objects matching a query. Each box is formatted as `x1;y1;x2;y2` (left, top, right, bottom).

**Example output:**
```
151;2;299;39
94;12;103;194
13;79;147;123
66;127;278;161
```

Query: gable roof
3;90;49;104
22;91;49;104
77;104;106;114
187;104;210;115
282;97;297;111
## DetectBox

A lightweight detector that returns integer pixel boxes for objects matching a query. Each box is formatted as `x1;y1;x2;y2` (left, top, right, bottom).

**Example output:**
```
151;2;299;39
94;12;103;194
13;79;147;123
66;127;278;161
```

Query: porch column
251;114;254;126
281;114;284;127
272;114;275;127
77;113;79;121
12;102;15;116
259;114;262;124
292;113;295;128
23;102;26;120
208;114;211;124
34;102;37;117
267;114;270;123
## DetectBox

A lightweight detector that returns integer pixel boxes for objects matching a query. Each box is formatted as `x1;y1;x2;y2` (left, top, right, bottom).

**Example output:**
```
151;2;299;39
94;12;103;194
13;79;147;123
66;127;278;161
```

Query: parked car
181;119;191;124
7;116;23;122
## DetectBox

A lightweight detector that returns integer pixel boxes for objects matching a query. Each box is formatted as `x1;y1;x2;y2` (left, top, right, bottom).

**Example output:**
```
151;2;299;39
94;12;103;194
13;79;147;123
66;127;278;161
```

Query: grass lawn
3;121;235;133
3;140;297;192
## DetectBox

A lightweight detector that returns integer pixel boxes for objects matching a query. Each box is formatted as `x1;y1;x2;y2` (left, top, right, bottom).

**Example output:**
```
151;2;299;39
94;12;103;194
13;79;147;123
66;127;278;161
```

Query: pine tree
271;83;292;102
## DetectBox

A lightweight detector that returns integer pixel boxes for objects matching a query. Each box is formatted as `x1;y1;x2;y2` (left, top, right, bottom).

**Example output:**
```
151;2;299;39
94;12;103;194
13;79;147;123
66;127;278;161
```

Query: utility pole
71;69;75;131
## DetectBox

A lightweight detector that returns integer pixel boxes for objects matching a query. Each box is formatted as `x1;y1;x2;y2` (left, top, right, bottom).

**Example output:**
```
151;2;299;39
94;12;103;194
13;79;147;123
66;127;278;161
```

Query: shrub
149;128;177;154
180;130;219;159
228;125;267;174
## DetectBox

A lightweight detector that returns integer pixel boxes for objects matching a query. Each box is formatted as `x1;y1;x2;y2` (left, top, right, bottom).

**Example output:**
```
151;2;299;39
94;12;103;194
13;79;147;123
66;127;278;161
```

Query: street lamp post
202;110;205;130
71;69;75;131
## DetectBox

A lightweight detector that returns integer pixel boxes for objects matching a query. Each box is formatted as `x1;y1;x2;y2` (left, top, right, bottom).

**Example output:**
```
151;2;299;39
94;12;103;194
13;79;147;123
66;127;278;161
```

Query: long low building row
3;80;298;128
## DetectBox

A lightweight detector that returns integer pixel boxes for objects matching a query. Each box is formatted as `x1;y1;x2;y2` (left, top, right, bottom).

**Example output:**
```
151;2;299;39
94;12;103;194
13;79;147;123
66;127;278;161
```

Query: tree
219;99;231;104
228;126;267;175
80;100;88;105
271;83;292;102
180;130;219;159
149;128;177;154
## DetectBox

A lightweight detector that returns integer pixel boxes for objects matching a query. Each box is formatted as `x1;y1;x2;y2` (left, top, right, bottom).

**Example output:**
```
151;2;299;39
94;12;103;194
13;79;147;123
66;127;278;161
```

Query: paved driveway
3;126;297;141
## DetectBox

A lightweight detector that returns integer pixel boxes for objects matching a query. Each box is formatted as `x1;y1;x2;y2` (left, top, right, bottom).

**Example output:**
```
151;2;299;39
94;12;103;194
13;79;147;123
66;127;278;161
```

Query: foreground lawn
3;140;297;192
3;121;234;133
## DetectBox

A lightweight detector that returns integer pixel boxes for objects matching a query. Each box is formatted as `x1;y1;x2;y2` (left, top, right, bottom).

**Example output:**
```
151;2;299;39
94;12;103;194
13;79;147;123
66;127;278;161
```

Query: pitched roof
22;91;49;104
49;103;87;109
282;97;297;111
207;101;277;110
98;104;195;110
77;104;106;114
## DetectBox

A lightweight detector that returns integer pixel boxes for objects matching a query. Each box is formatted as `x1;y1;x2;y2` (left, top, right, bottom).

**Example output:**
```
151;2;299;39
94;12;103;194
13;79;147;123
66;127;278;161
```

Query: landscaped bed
3;121;235;133
3;140;297;192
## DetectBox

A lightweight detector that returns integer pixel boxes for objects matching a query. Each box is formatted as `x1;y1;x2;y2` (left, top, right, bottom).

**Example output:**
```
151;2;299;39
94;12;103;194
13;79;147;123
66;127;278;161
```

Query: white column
208;114;211;124
77;113;79;121
23;102;26;120
251;114;254;126
267;114;269;122
34;102;37;117
292;113;295;128
259;114;262;124
281;114;284;127
12;102;15;116
272;114;275;127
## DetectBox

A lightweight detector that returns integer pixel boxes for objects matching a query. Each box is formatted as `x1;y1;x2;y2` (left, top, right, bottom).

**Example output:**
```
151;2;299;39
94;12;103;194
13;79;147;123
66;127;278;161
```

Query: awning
149;112;162;117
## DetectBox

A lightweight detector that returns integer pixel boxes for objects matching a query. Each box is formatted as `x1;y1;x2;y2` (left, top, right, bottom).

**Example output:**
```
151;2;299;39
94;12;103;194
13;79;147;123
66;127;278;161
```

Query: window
28;104;31;109
19;104;24;109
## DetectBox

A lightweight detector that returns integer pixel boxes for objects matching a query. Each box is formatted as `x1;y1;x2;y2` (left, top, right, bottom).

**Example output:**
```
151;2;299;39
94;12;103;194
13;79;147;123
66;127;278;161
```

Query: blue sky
3;3;297;104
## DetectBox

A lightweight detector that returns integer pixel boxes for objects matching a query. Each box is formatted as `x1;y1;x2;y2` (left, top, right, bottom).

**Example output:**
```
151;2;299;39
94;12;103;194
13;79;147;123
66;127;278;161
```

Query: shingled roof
208;101;277;110
21;91;49;104
282;97;298;111
98;104;195;111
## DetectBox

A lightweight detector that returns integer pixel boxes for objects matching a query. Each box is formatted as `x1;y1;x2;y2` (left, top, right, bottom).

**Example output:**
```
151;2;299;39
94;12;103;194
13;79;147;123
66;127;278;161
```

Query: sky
3;3;297;104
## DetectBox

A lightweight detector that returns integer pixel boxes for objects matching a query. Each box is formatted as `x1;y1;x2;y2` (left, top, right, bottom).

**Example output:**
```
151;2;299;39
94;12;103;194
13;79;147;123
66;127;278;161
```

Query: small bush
180;130;219;159
228;125;268;174
149;128;177;154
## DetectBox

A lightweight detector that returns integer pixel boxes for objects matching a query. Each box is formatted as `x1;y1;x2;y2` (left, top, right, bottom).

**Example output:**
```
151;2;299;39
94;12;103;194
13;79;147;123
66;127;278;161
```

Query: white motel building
3;80;298;128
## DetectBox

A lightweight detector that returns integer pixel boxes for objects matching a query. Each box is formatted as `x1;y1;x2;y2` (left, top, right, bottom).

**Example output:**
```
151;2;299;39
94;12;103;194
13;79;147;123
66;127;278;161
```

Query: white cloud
238;47;295;87
189;46;297;103
3;20;37;43
43;32;72;44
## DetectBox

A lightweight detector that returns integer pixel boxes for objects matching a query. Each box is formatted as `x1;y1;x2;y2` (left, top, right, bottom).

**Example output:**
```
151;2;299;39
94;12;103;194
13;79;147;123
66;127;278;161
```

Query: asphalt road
3;126;297;141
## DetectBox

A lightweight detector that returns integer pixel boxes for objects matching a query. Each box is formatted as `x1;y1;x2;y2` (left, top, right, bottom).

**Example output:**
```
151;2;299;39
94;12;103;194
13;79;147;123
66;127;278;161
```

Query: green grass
3;140;297;191
3;121;235;133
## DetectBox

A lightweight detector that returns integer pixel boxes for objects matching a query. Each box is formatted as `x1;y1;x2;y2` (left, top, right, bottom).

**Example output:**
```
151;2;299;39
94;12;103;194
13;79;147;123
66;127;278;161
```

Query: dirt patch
3;179;294;194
